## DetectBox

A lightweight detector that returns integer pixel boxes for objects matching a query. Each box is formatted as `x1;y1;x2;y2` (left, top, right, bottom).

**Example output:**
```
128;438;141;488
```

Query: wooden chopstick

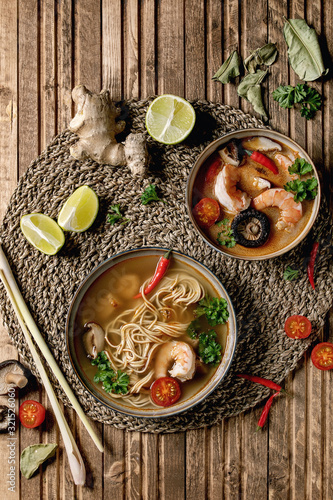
0;246;104;454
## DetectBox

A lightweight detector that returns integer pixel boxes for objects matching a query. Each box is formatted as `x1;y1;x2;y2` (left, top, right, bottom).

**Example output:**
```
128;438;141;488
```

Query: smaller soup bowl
66;247;237;418
186;129;321;260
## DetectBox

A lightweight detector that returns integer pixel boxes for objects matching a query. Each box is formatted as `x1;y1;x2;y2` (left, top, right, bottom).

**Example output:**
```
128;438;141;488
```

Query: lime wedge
20;214;65;255
57;185;99;232
145;95;196;144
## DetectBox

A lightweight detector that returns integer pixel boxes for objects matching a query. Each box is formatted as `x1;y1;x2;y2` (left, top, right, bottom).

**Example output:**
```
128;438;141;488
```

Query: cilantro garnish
198;330;222;365
283;266;299;281
141;184;165;205
288;158;313;177
272;84;322;120
91;351;129;395
107;204;130;225
195;295;229;326
284;177;318;203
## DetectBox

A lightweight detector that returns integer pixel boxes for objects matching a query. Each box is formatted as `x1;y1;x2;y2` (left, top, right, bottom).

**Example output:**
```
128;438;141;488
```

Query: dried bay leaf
244;43;278;73
283;18;328;81
20;443;58;479
237;70;268;119
212;50;241;84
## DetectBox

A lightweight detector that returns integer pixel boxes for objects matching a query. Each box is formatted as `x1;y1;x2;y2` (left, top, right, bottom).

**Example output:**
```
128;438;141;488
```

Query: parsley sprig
216;218;236;248
198;331;222;365
195;295;229;326
141;184;165;205
283;266;299;281
91;352;129;394
288;158;313;176
107;204;130;225
284;177;318;202
272;84;322;120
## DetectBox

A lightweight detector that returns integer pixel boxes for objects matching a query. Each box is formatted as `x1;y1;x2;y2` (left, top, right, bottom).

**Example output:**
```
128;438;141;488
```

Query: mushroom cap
83;323;105;359
0;360;30;395
0;405;10;432
231;208;270;248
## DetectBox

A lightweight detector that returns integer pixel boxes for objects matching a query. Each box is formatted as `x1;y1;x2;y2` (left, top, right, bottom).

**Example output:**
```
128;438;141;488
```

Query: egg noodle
104;272;205;407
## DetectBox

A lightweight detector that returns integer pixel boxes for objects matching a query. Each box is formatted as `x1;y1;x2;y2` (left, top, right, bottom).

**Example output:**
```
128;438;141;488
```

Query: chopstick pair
0;246;104;485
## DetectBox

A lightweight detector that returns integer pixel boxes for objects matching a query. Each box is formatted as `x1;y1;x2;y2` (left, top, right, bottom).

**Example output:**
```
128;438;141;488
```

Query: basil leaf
244;43;278;73
20;444;58;479
283;18;329;81
213;50;241;84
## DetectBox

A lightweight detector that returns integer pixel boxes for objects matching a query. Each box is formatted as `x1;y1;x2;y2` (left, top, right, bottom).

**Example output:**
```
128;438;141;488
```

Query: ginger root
69;85;149;176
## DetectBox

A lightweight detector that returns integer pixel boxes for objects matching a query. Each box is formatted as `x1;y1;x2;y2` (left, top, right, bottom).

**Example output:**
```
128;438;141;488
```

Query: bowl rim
186;128;321;261
65;246;238;419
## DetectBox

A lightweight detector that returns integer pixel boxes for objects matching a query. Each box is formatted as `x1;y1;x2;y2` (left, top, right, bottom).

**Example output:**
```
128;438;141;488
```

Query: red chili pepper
133;249;172;299
237;374;283;392
257;391;280;431
245;149;279;175
307;240;319;290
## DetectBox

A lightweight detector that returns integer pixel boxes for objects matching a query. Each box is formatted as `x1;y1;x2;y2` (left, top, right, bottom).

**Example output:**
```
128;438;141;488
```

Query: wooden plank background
0;1;332;498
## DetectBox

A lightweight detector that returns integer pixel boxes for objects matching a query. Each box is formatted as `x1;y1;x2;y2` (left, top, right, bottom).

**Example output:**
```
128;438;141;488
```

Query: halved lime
20;214;65;255
57;185;99;232
145;95;196;145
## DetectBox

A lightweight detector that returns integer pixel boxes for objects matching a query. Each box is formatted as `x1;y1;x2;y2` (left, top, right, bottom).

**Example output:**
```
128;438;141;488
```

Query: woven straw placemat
0;98;332;433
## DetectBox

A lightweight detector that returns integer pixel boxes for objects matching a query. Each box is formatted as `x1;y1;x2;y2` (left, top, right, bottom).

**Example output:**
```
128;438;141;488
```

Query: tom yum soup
74;253;229;409
192;136;319;257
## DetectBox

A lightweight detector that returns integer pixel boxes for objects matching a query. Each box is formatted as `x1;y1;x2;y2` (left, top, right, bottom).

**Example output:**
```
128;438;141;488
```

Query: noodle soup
69;250;235;415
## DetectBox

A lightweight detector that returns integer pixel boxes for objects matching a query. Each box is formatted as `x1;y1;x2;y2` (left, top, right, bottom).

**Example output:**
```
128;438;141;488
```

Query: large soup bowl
186;129;321;260
66;247;237;418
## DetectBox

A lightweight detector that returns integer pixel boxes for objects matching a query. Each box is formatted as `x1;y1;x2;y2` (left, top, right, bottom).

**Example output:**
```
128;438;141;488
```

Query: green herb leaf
198;330;222;365
272;84;322;120
272;85;296;108
212;50;241;84
91;351;129;395
283;266;300;281
288;158;313;176
195;296;229;326
20;444;58;479
237;70;268;118
141;184;165;205
244;43;278;73
215;219;236;248
187;319;201;339
283;18;329;81
107;204;130;225
284;177;318;202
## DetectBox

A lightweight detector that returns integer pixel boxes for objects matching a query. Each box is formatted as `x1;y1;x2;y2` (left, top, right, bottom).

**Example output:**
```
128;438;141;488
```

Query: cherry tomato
284;315;312;339
311;342;333;371
192;197;220;229
19;400;46;428
150;377;181;407
205;154;222;184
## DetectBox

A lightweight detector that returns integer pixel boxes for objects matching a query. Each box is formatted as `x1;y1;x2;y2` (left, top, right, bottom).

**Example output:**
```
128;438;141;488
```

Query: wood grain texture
0;1;332;499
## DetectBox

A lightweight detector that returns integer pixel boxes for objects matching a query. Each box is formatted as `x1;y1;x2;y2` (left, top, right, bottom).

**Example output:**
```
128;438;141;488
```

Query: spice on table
133;249;172;299
257;391;280;431
237;373;283;392
283;266;299;281
307;239;320;290
244;149;278;174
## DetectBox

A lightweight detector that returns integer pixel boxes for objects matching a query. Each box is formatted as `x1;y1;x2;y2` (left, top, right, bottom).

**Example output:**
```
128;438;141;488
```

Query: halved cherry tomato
205;154;222;184
150;377;181;407
19;400;46;428
192;197;220;229
284;315;312;339
311;342;333;371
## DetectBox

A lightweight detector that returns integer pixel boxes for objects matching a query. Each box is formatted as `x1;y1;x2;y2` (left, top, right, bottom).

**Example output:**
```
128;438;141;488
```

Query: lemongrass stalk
0;269;86;484
0;246;103;453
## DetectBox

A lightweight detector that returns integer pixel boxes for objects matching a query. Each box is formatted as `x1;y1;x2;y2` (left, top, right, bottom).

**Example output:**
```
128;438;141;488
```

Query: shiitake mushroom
231;208;270;248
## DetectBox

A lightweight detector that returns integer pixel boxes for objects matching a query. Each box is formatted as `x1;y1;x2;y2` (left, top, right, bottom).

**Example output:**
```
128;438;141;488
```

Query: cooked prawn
252;188;302;231
215;164;251;214
154;341;196;382
274;153;298;180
